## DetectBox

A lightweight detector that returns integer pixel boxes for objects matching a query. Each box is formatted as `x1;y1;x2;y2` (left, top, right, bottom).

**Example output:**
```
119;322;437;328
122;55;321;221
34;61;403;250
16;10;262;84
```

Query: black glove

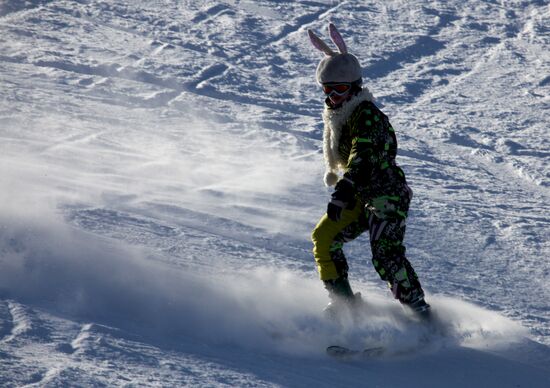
327;178;356;222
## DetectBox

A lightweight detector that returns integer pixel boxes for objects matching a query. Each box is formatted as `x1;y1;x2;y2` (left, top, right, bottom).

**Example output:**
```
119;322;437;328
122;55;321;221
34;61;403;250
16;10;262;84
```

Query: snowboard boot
388;267;431;319
323;276;363;320
397;287;431;319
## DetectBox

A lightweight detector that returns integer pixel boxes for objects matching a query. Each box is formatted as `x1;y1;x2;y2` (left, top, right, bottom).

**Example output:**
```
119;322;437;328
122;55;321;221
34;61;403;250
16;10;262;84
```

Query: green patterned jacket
332;99;412;219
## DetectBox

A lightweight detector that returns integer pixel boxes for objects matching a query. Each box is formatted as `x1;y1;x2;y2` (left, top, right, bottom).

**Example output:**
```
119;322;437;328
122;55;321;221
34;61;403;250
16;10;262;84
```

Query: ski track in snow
1;0;549;386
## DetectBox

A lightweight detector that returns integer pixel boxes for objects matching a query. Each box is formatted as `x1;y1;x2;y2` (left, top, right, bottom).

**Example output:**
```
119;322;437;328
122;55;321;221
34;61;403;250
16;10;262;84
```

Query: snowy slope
1;0;549;386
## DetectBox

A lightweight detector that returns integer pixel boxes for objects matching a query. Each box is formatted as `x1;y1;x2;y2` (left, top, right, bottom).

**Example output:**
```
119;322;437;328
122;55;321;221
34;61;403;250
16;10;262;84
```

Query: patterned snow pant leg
311;203;425;304
367;213;425;304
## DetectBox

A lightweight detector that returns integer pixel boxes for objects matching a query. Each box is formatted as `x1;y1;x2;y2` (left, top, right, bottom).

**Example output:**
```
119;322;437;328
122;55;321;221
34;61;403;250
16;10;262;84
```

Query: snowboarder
308;23;430;317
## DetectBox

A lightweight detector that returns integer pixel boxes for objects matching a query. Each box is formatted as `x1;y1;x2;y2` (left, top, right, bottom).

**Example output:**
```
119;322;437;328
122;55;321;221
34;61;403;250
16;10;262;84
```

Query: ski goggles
322;83;352;97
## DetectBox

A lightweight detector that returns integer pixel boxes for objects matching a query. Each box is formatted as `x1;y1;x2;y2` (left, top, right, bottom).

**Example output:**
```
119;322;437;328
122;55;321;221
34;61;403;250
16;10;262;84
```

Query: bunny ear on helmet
328;23;347;54
308;29;335;56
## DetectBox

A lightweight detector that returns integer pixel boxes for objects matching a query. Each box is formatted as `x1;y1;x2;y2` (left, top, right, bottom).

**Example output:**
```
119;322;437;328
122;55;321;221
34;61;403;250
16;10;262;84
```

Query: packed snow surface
1;1;549;387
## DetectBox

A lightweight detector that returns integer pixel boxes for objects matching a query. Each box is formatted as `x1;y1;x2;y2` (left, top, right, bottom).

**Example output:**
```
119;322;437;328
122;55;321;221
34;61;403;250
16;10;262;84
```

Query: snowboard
326;307;439;360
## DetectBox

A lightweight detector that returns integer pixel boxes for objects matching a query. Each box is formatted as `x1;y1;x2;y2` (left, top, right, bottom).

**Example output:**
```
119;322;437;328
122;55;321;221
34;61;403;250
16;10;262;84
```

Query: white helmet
308;23;362;85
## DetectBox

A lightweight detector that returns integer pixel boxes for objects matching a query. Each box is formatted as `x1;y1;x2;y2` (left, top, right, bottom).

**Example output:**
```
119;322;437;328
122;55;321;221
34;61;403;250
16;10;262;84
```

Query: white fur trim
322;88;374;186
324;171;339;186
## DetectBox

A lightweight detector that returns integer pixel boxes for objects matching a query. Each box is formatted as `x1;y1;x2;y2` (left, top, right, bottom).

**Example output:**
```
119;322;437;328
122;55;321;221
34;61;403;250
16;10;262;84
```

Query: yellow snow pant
311;200;363;281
